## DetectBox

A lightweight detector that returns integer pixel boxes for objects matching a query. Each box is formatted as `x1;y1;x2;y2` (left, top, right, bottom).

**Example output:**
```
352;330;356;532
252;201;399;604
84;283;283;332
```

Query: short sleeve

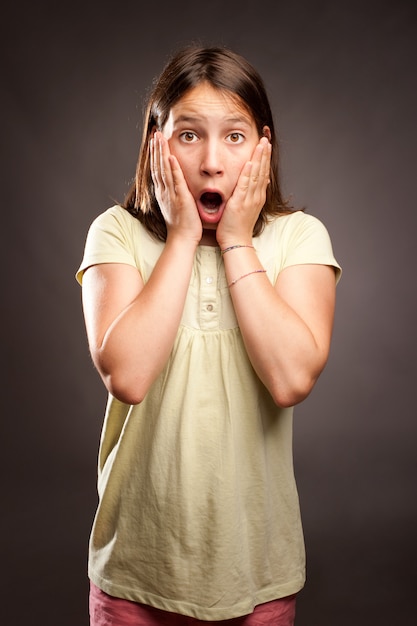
75;206;139;284
277;212;342;283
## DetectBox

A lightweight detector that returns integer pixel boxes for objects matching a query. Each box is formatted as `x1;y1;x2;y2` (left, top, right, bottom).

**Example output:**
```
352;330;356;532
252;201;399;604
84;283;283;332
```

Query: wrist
216;234;253;250
220;243;255;255
165;231;200;254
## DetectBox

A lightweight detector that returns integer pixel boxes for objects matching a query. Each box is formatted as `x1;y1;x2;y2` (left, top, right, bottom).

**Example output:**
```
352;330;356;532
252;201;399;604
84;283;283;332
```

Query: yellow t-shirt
76;205;341;621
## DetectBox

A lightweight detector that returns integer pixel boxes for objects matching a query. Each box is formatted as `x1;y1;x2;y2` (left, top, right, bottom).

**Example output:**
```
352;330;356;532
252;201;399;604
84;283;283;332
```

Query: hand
150;131;202;244
216;137;271;248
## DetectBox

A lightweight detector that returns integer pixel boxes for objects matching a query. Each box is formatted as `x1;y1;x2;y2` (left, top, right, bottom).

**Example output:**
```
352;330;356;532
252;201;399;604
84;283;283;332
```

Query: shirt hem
88;568;305;621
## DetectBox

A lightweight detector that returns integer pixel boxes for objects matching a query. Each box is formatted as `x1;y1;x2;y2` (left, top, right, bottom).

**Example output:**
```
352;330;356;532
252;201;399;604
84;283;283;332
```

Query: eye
227;132;244;144
179;131;198;143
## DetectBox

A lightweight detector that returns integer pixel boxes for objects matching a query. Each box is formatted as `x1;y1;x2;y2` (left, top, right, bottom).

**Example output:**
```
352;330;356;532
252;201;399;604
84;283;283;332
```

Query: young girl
77;45;341;626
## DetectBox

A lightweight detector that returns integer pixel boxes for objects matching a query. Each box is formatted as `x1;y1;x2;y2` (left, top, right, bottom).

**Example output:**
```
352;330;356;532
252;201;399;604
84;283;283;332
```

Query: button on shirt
199;249;218;329
180;246;239;332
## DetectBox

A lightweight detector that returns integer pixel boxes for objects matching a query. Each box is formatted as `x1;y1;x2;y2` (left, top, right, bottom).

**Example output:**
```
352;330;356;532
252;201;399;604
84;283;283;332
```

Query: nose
200;139;224;177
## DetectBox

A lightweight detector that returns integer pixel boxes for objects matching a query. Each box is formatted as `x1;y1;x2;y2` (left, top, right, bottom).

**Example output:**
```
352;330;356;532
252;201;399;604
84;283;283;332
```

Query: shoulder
257;210;332;250
85;205;162;249
270;209;329;235
76;205;163;284
257;210;342;282
88;204;140;235
262;209;336;245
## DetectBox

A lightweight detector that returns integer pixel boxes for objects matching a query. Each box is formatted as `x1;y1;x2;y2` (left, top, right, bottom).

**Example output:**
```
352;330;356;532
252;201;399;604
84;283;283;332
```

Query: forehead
169;82;254;124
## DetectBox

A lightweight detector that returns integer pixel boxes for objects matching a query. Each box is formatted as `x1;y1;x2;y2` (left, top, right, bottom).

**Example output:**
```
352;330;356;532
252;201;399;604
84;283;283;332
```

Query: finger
236;146;265;203
234;160;252;199
156;133;169;188
168;154;188;194
150;134;165;189
152;132;173;191
150;137;157;184
248;140;271;203
250;137;269;183
258;140;272;187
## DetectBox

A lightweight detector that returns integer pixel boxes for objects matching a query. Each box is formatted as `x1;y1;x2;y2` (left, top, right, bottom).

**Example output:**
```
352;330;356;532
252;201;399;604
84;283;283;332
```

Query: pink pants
89;582;296;625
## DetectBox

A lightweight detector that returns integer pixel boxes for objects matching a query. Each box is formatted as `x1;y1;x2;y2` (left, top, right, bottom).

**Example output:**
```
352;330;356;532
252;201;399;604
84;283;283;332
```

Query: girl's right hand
150;131;202;244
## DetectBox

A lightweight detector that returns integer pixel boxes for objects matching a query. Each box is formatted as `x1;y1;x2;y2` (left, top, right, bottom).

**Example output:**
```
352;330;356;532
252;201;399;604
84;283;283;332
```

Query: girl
77;45;341;626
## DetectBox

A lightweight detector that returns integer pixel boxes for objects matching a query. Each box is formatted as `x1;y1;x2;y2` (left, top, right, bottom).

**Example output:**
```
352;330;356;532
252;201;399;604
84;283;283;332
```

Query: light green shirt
76;205;341;620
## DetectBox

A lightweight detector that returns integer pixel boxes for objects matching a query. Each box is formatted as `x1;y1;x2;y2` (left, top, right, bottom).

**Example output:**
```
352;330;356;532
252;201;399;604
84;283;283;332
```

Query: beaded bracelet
228;269;266;288
221;244;255;255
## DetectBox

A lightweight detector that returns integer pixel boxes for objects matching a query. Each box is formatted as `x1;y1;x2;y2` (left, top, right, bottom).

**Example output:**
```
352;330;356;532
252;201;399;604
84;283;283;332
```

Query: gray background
2;0;416;624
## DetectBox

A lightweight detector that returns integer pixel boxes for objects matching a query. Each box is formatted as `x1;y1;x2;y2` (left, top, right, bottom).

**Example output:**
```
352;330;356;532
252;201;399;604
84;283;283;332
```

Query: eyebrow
173;114;252;126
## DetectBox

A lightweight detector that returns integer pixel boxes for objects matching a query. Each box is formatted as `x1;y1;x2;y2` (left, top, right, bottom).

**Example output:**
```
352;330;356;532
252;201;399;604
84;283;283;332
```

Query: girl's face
161;82;263;231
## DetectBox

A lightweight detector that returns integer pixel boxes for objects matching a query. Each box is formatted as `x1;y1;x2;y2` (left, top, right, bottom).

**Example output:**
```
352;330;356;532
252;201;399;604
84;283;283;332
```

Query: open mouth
200;192;222;212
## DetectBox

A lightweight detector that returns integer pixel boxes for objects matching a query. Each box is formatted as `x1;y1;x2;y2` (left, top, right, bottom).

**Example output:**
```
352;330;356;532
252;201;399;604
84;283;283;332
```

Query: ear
262;125;271;141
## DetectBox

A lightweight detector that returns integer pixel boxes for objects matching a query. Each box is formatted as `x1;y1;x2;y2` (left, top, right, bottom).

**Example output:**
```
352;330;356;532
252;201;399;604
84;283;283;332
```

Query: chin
201;220;219;230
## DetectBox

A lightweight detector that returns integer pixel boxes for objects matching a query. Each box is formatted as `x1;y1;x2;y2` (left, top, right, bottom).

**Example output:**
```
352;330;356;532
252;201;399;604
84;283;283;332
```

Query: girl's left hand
216;137;271;248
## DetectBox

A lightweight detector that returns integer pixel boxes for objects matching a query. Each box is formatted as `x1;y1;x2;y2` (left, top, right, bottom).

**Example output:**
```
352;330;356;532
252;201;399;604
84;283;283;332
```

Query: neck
199;229;218;247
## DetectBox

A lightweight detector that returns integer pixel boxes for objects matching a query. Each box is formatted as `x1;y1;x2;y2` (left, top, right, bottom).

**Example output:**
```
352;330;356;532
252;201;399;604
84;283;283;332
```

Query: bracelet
228;269;266;288
221;244;254;255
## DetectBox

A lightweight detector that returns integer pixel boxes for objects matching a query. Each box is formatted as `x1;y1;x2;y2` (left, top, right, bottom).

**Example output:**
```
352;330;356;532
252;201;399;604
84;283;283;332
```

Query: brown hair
123;45;293;241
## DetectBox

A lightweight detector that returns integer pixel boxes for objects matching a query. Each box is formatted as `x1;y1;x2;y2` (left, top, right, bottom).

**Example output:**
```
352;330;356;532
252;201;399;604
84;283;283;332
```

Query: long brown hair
123;45;293;241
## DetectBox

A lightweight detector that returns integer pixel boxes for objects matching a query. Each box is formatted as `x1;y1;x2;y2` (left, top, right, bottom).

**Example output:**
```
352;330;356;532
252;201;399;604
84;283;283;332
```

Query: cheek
229;153;250;178
175;157;194;185
168;142;191;172
169;149;198;190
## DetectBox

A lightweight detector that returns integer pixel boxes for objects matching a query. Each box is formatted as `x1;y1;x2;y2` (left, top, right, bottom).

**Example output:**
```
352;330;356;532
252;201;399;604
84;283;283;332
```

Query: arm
222;250;336;407
217;137;336;407
81;133;202;405
82;237;197;405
